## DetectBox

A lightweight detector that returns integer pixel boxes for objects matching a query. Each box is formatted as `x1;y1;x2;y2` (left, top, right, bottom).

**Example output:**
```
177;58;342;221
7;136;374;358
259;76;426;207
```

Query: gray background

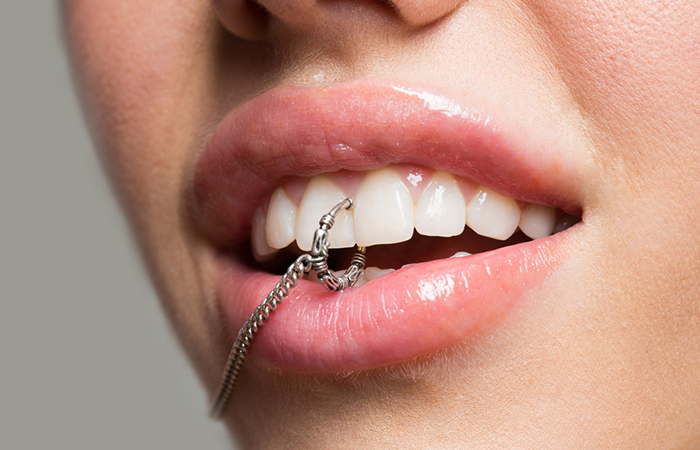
1;3;232;449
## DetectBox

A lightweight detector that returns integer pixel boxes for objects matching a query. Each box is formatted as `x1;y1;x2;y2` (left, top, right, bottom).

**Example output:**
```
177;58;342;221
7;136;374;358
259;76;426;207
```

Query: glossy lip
194;78;583;372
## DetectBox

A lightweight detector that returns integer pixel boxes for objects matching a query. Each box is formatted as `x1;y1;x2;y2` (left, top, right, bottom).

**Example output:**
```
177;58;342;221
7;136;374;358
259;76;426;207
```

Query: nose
212;0;269;40
214;0;467;40
386;0;466;26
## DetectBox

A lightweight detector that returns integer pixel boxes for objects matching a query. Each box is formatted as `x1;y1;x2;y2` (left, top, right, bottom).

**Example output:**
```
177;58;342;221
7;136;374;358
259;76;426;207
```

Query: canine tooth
296;176;356;251
252;207;276;261
553;214;580;233
450;251;471;258
466;186;520;240
415;172;466;237
354;168;415;246
364;267;395;282
265;187;297;249
519;204;556;239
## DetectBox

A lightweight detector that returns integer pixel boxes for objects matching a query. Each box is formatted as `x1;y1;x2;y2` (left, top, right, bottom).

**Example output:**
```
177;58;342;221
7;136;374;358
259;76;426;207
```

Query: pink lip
194;78;582;372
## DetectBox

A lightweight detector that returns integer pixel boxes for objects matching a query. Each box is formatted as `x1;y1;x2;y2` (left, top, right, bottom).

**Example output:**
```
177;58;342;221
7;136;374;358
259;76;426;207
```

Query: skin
64;1;700;448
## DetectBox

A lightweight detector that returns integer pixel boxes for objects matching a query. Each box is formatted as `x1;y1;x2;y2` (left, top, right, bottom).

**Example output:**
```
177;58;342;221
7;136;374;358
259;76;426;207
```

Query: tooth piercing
309;198;367;291
209;198;366;420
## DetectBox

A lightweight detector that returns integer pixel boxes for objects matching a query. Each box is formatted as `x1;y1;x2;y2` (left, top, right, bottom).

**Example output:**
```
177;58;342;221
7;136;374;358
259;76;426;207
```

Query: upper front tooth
354;168;415;247
295;176;356;251
466;186;521;240
265;187;297;249
263;168;533;252
252;206;276;261
415;172;466;237
519;204;556;239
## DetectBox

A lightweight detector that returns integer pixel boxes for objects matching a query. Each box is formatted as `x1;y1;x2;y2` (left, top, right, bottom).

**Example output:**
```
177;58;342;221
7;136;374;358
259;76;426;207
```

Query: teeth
450;251;471;258
354;267;395;287
519;204;556;240
252;207;276;261
415;173;466;237
259;167;573;255
265;187;297;249
364;267;396;282
354;168;415;247
466;186;521;241
295;176;356;251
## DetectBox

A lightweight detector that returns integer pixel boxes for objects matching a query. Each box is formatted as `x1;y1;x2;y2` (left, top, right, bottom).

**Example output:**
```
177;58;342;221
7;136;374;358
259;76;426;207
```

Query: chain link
210;198;366;419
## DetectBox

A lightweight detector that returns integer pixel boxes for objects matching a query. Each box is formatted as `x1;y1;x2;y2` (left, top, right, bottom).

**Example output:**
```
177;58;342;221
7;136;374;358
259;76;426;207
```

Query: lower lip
218;231;569;373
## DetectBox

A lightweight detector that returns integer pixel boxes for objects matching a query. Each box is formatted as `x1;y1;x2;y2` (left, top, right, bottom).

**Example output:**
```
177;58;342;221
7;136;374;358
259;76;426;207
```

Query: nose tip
212;0;269;40
389;0;466;27
214;0;468;40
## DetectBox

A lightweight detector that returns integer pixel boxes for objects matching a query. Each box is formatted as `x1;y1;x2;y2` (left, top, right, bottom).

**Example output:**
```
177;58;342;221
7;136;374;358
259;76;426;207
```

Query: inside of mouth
249;164;581;279
257;226;538;275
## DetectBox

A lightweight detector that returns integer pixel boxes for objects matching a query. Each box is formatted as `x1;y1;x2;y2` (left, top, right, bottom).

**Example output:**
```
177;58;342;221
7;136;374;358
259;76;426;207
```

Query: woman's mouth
193;79;584;374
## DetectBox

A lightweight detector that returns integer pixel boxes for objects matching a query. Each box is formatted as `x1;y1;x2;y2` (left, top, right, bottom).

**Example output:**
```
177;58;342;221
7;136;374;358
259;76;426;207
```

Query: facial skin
64;1;700;448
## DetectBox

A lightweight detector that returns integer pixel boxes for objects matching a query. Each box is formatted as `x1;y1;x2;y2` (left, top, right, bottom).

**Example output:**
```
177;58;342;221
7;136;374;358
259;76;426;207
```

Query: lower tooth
400;252;470;269
364;267;395;282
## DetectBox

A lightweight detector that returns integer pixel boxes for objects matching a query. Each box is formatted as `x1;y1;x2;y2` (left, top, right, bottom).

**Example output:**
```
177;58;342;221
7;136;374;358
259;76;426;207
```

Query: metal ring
209;197;367;419
310;198;366;292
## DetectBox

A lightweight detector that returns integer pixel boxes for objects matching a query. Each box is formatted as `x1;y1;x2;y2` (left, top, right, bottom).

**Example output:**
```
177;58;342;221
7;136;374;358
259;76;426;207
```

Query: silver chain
210;197;367;419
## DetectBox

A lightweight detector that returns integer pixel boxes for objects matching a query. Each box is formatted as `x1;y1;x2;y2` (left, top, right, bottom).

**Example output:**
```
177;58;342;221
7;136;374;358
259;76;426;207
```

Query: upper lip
192;78;583;250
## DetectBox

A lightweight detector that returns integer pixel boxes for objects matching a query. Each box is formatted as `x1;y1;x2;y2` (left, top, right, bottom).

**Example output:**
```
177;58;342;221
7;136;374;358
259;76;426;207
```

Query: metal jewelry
210;197;367;419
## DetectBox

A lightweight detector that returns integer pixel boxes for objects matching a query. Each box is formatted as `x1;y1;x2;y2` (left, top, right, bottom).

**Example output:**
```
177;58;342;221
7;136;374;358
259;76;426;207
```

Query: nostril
236;0;463;32
213;0;269;41
243;0;320;30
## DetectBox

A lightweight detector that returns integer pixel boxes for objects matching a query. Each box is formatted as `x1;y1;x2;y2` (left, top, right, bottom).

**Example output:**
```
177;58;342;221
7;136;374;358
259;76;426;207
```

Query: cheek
529;1;700;157
64;0;232;382
528;0;700;228
533;1;700;116
65;1;216;228
527;0;700;385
